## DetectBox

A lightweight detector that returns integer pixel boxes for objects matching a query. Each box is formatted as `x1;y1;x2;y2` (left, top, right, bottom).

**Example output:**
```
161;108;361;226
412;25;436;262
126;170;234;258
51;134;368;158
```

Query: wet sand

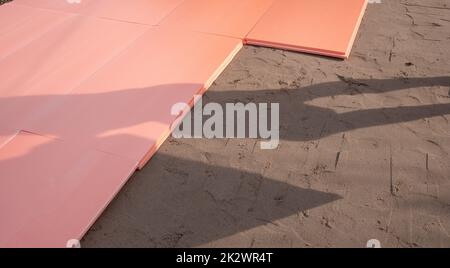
83;1;450;248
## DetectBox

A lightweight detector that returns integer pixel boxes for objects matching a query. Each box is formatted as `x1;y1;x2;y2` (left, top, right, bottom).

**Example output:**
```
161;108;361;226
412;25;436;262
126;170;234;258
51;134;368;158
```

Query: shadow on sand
80;76;449;247
0;76;449;247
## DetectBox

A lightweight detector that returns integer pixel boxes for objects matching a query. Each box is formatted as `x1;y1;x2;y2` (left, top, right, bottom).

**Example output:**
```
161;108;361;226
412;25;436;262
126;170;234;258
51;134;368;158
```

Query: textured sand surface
83;1;450;248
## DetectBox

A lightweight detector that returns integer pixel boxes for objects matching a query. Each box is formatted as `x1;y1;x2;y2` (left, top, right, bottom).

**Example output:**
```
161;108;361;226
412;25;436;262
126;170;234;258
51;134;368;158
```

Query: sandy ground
83;0;450;248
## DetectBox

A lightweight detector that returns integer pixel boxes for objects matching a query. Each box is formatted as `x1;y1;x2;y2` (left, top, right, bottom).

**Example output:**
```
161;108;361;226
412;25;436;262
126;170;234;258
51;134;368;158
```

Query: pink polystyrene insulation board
23;27;243;168
11;0;94;13
0;129;18;151
13;0;186;25
246;0;368;59
0;15;149;131
83;0;186;25
159;0;275;39
0;131;137;248
0;4;71;59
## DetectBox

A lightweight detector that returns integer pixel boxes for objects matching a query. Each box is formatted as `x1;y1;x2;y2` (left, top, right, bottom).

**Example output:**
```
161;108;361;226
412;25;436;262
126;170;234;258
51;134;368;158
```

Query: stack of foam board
0;0;367;247
246;0;368;59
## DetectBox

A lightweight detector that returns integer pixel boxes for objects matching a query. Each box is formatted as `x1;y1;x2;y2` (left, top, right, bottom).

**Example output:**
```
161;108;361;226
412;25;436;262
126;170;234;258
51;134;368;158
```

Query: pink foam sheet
24;28;243;169
0;131;136;248
246;0;368;59
159;0;275;39
0;4;71;59
11;0;95;13
13;0;186;25
0;129;18;151
0;15;149;131
81;0;186;25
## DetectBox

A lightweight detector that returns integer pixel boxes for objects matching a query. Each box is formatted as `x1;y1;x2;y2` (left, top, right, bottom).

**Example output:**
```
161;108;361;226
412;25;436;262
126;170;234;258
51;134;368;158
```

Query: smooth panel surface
12;0;94;13
82;0;185;25
0;15;149;131
246;0;368;58
0;132;136;248
24;28;242;167
13;0;185;25
160;0;275;39
0;4;71;59
0;129;17;151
